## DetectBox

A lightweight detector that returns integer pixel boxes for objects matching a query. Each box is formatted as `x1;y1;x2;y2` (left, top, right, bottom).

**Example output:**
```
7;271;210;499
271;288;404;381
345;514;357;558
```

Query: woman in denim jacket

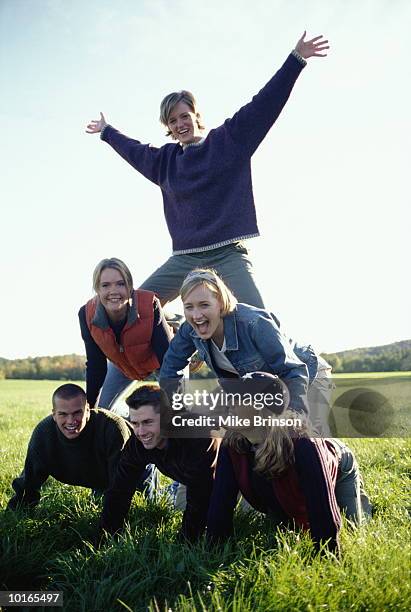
160;268;320;415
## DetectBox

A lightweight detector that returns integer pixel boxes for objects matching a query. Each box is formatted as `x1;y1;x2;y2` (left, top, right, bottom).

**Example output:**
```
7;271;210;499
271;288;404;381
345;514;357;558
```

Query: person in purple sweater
206;373;370;554
86;31;328;305
86;31;328;403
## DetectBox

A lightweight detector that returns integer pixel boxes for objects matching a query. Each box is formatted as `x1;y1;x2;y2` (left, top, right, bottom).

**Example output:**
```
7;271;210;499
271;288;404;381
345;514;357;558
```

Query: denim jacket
160;304;318;414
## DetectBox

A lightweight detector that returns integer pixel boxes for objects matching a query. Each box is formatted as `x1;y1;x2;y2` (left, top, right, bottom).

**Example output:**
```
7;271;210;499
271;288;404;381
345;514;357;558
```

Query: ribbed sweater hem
172;233;260;255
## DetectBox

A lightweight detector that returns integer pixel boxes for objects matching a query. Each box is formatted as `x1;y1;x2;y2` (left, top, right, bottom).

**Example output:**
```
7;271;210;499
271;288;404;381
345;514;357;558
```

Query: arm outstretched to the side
86;112;107;134
294;31;329;59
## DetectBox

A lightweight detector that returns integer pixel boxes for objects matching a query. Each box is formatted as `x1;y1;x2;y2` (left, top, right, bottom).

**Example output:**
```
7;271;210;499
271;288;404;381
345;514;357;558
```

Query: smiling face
97;267;131;322
129;404;166;450
183;284;224;346
52;395;89;439
167;101;203;145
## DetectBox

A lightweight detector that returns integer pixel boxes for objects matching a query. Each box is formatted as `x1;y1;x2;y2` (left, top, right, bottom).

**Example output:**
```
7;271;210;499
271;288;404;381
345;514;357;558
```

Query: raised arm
85;111;165;185
224;32;329;156
86;112;107;134
294;31;329;59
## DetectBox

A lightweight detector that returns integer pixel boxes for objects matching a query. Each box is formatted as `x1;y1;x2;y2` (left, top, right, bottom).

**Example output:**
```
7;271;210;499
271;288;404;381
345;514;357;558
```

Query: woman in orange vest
79;258;172;409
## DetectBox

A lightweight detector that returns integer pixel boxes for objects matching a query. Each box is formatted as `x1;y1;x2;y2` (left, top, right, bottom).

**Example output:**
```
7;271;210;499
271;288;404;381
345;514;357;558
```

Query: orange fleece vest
85;289;160;379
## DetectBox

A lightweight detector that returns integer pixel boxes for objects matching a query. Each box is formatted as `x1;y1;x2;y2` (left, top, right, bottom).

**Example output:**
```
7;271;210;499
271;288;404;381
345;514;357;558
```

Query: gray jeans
308;356;334;437
98;241;264;408
332;438;372;523
140;241;264;307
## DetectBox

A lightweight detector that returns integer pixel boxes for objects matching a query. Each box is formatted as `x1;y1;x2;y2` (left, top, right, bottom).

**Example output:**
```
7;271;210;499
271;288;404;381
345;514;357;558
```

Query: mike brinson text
170;414;302;428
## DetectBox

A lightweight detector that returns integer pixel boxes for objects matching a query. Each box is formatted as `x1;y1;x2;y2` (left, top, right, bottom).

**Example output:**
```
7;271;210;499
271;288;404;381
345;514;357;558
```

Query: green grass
329;373;410;438
333;371;411;379
0;379;410;611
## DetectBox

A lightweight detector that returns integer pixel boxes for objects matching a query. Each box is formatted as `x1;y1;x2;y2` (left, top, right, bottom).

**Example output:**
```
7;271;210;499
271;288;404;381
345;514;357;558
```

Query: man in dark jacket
7;383;151;510
100;384;217;541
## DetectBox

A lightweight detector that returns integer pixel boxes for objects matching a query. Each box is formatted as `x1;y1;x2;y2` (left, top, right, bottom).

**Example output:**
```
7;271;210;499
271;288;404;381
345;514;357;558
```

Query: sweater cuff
291;49;307;67
100;124;110;140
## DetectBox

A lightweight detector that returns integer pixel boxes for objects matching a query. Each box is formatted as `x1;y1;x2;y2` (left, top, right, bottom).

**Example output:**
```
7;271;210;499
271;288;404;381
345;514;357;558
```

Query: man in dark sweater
100;384;217;542
7;384;147;510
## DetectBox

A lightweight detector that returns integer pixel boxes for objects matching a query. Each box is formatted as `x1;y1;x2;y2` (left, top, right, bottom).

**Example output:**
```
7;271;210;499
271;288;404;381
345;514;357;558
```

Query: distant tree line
321;339;411;373
0;355;85;380
0;340;410;380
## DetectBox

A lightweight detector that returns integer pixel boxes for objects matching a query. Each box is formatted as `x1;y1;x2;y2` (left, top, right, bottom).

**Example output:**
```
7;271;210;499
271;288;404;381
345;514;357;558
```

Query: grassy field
0;378;410;611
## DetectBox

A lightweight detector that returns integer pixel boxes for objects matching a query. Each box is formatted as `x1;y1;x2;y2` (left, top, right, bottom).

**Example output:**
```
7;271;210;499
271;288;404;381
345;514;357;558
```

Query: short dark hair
126;384;168;412
126;384;171;421
52;384;86;411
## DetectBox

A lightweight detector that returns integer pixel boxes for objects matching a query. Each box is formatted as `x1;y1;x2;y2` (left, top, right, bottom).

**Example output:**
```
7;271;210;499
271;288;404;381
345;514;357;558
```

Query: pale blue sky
1;0;409;359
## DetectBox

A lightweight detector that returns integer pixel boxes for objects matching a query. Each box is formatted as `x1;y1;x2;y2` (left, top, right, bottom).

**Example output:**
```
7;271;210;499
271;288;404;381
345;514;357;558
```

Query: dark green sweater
8;409;132;509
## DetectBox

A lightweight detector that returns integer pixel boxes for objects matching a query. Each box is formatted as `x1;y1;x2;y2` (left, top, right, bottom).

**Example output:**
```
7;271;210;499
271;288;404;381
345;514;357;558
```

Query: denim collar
188;308;239;351
222;310;238;351
91;291;138;330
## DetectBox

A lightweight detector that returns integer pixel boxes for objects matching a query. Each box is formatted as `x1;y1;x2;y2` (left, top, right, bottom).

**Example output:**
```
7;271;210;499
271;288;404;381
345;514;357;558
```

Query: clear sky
1;0;409;360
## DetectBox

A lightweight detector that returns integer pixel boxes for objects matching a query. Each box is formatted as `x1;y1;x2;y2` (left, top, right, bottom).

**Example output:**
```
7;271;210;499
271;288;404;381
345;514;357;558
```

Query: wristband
291;49;307;66
100;124;109;139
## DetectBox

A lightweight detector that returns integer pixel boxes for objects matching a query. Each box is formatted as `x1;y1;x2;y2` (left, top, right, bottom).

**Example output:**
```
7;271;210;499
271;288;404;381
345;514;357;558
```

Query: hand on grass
86;112;107;134
295;31;329;59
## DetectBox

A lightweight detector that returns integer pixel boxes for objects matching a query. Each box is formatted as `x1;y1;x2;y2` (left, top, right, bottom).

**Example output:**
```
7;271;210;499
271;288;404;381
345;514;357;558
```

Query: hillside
321;339;411;373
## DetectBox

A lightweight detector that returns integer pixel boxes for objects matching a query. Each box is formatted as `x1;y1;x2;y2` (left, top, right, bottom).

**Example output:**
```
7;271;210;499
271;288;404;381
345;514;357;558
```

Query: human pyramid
8;33;372;554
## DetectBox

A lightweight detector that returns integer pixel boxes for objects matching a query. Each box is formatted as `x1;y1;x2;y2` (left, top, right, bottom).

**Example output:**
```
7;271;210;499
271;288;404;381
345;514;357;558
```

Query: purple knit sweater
101;53;305;254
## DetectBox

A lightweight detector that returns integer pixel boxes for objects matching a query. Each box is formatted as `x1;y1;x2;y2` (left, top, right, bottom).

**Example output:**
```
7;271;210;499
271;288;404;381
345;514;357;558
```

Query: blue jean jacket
160;304;318;414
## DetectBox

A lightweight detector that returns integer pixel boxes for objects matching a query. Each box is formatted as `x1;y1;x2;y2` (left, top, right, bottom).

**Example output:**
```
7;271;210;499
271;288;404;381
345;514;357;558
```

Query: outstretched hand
295;31;329;59
86;112;107;134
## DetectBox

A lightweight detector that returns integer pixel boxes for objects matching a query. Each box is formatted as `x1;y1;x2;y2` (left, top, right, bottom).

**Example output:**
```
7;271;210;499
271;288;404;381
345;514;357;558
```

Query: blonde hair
92;258;133;295
180;268;237;317
224;410;311;477
159;90;205;138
